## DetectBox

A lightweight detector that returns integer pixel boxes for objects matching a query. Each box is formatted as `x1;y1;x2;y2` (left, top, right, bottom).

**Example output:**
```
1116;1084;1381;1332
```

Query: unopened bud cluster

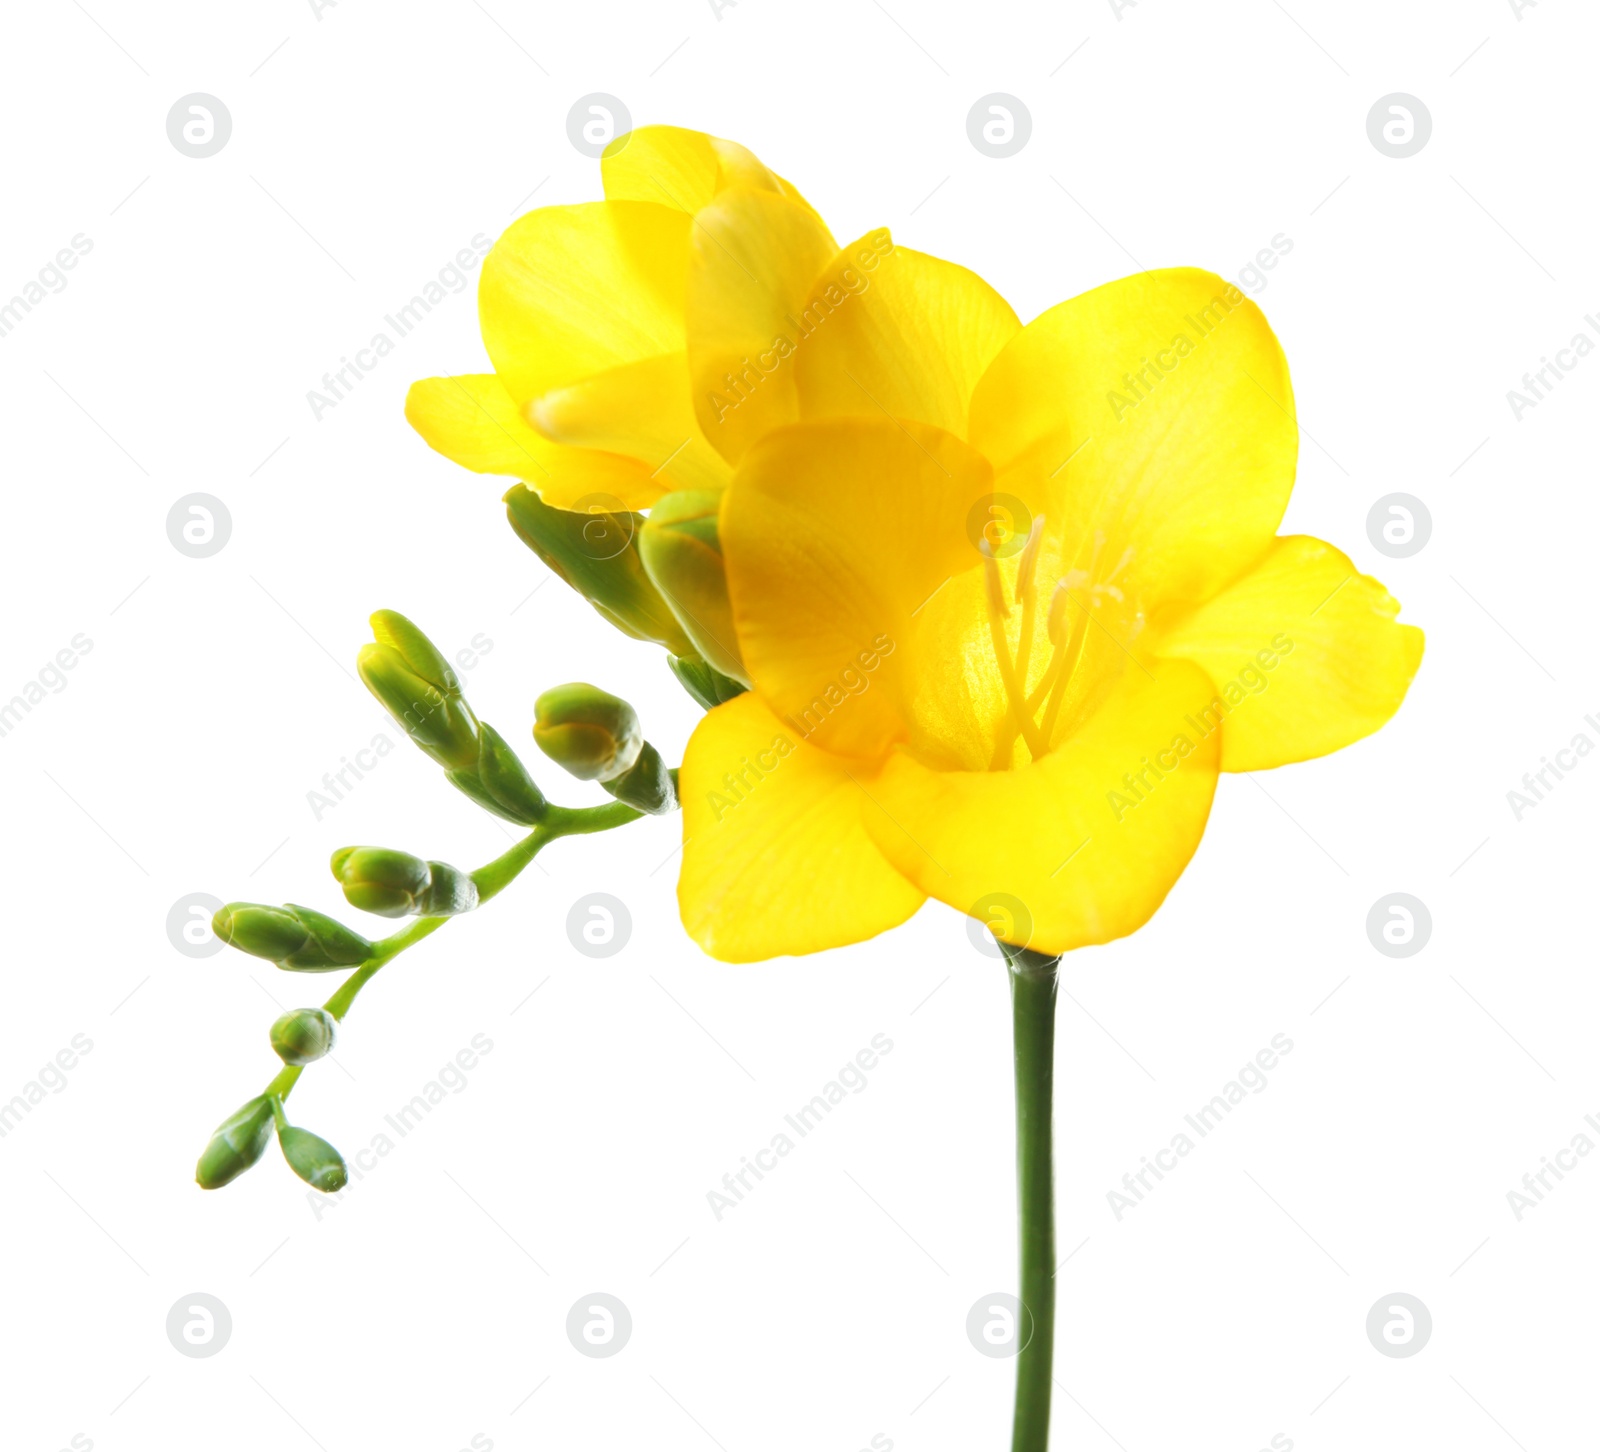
198;591;698;1196
359;610;546;825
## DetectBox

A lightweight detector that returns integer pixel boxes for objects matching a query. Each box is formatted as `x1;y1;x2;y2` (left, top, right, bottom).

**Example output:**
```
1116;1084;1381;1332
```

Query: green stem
262;801;642;1107
1007;946;1060;1452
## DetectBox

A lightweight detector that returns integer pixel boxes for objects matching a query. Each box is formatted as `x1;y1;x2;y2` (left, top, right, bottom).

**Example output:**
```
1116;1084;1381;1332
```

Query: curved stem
1007;948;1060;1452
262;801;642;1107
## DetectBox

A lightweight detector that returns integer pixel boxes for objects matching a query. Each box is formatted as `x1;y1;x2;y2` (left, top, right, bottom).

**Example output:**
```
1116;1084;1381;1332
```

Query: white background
1;1;1594;1449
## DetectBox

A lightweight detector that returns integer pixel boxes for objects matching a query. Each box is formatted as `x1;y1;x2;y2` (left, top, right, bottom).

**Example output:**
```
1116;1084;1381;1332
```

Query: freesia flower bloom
405;125;838;511
676;267;1423;960
401;125;1422;965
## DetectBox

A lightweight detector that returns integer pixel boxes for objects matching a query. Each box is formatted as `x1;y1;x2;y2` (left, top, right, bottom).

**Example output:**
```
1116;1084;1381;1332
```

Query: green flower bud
533;683;643;783
358;642;480;772
331;846;480;917
212;902;374;972
504;485;695;656
195;1095;276;1189
270;1008;338;1066
667;654;747;711
638;491;750;686
279;1125;348;1194
330;845;426;915
603;741;677;815
358;611;480;772
370;609;459;692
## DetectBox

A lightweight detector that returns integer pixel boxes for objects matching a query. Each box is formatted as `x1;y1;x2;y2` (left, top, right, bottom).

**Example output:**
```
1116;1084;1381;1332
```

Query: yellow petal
678;692;924;961
404;374;658;510
722;418;992;760
479;201;690;405
529;352;731;493
794;235;1020;439
968;268;1297;615
687;189;839;464
1155;535;1424;771
862;659;1221;955
602;125;724;210
602;125;827;228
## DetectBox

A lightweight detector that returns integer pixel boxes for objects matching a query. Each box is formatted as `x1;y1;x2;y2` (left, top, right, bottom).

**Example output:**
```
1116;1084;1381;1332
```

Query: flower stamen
1040;582;1091;744
1011;514;1047;688
981;540;1049;762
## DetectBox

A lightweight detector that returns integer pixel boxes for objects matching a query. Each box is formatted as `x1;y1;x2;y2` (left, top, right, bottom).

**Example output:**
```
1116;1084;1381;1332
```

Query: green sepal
637;490;749;683
997;940;1062;976
421;860;479;915
277;904;375;971
472;721;548;824
602;741;677;816
504;485;695;655
667;654;747;711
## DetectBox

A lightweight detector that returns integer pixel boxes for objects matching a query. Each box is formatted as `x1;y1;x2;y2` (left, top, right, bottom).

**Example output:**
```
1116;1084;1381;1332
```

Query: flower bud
212;902;374;972
638;491;749;685
504;485;695;656
331;847;480;918
667;653;747;711
533;683;643;783
357;611;549;825
358;611;480;772
602;741;677;815
270;1008;338;1066
279;1125;348;1194
370;609;458;691
195;1095;276;1189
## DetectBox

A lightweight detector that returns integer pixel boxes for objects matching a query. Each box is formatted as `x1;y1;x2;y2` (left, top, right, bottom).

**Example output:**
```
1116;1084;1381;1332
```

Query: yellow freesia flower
404;126;837;512
677;263;1423;961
